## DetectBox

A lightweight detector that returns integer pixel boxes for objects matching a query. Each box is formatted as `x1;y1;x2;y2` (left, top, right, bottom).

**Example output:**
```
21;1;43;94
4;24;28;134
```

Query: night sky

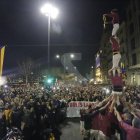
0;0;127;76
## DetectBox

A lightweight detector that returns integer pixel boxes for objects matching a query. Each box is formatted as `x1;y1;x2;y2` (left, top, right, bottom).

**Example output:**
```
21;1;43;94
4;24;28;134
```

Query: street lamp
56;54;60;59
90;66;94;79
55;54;66;80
40;3;59;69
70;54;74;58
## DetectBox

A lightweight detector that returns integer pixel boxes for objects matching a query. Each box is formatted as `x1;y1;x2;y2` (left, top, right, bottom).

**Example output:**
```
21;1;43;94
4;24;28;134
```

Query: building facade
97;22;113;84
116;22;128;84
126;0;140;85
98;0;140;85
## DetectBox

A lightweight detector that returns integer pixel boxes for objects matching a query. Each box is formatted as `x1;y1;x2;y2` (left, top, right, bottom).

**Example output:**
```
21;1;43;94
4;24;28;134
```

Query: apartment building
126;0;140;85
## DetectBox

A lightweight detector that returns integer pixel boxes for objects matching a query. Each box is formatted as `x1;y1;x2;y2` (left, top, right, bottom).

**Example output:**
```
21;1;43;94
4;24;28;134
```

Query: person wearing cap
103;9;120;37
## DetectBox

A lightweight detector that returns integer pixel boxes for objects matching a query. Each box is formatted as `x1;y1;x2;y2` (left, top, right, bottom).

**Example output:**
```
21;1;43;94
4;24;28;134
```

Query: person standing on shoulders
103;9;120;37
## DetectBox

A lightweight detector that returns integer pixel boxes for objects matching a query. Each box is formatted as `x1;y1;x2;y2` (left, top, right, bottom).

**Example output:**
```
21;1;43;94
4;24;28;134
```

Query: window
132;0;136;12
121;48;125;55
132;53;137;65
120;38;124;44
129;23;134;34
131;38;135;50
128;10;132;20
119;29;122;35
138;0;140;10
139;15;140;28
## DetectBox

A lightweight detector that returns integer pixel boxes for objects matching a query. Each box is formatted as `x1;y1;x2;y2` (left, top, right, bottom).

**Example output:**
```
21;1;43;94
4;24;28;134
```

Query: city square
0;0;140;140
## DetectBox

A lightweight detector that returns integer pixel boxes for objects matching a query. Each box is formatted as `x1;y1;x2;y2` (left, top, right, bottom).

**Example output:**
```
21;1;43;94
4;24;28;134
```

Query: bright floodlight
47;78;52;84
40;3;59;19
4;85;8;88
56;54;60;59
0;76;7;86
70;54;75;58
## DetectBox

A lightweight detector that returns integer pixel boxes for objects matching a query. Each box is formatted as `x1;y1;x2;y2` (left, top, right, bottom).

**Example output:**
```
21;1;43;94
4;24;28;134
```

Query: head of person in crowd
122;112;133;125
5;103;11;110
116;104;124;114
111;8;118;14
88;105;92;110
100;108;106;116
80;108;86;115
132;117;140;129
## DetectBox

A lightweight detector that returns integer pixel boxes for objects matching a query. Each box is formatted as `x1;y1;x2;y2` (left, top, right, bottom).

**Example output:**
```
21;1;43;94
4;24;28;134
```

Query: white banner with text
67;101;95;117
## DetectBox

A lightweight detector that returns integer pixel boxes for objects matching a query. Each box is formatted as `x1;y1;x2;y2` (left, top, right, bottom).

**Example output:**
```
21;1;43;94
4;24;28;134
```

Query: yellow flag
0;46;5;76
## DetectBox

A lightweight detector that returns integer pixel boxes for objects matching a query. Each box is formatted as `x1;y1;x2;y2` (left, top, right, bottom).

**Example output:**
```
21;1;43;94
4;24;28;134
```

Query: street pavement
60;118;83;140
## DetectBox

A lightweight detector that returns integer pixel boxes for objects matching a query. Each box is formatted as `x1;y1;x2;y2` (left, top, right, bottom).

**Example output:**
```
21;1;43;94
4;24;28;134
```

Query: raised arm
109;95;117;112
97;95;112;108
103;13;113;18
114;106;122;122
99;97;112;111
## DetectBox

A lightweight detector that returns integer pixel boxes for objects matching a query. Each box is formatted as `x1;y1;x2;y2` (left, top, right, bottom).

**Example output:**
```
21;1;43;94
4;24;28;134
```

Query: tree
18;58;34;85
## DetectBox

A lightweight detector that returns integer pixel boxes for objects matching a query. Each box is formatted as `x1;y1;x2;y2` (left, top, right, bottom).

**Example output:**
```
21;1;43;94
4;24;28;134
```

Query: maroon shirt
110;37;120;52
106;12;119;24
91;111;114;137
120;121;140;140
111;75;123;87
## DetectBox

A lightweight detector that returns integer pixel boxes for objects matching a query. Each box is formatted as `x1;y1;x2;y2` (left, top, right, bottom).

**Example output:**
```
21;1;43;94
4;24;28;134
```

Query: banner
67;101;95;118
0;46;5;76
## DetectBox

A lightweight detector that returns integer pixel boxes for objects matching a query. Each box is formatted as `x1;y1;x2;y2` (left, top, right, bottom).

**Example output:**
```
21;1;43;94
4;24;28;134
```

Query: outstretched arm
109;95;117;112
99;98;112;111
103;13;113;18
103;14;112;24
114;106;122;122
97;95;112;107
131;111;138;118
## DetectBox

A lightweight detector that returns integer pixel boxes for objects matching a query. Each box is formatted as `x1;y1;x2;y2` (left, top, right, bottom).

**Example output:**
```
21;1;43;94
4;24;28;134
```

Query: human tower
103;9;123;94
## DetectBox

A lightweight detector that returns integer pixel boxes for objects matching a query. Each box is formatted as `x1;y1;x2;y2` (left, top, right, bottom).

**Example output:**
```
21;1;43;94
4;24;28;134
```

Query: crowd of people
80;86;140;140
0;83;140;140
77;8;140;140
0;84;67;140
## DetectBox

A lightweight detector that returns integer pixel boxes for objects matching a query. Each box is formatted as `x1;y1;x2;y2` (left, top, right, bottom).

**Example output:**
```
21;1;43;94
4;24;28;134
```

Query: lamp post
40;3;59;70
55;54;66;80
91;66;94;78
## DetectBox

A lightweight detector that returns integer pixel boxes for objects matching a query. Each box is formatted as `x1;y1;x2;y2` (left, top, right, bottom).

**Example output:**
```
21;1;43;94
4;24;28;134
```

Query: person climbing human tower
103;9;123;95
103;8;121;76
103;9;120;38
108;36;121;76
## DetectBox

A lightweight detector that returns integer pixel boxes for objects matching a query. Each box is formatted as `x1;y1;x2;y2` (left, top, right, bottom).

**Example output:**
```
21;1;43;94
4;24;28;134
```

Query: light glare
56;54;60;59
0;76;7;86
70;54;75;58
40;3;59;19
